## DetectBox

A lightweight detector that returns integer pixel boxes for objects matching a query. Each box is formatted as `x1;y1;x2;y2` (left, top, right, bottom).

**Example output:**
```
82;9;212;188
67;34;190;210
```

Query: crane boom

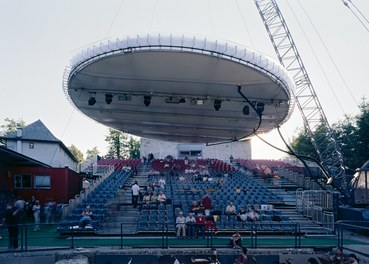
254;0;348;196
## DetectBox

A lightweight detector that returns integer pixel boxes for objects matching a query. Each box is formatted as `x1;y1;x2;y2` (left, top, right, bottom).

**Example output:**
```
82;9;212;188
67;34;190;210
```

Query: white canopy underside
64;34;295;143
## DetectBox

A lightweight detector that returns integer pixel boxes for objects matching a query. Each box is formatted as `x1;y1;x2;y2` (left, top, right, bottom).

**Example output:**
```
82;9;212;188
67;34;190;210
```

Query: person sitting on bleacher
142;192;151;208
246;209;259;222
150;191;158;207
79;206;93;228
225;202;237;216
185;212;196;238
176;211;187;238
191;201;202;214
237;207;248;222
157;191;167;204
195;212;206;238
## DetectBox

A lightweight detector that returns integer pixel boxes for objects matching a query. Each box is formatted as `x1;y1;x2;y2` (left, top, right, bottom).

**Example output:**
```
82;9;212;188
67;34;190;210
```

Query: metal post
298;224;301;248
71;226;74;249
120;223;123;249
25;224;28;251
161;223;165;249
20;224;24;251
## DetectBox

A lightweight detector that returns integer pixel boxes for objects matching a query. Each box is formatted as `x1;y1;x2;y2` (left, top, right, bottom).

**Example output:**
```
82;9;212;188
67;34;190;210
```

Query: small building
0;119;78;170
0;120;81;204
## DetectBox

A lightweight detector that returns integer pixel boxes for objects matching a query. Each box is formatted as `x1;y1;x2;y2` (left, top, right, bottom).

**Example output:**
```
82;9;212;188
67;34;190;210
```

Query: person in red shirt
195;213;206;238
201;195;212;216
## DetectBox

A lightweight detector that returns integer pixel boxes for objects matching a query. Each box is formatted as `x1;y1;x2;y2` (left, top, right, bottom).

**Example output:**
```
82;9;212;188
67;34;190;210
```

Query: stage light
88;93;96;106
105;93;113;104
253;101;265;115
214;99;222;111
144;96;151;107
243;105;249;115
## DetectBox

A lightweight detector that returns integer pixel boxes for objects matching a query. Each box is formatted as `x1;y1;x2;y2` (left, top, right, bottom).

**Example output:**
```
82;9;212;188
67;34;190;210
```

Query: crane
253;0;349;198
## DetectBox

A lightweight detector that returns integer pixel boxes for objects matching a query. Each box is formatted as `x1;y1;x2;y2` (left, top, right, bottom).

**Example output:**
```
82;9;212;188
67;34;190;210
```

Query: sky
0;0;368;160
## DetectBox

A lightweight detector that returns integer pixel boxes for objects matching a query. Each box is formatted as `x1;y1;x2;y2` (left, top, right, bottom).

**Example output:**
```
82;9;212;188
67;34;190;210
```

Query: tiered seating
58;170;131;233
151;159;236;173
235;159;303;174
165;169;294;233
137;173;175;232
97;158;141;170
137;205;175;232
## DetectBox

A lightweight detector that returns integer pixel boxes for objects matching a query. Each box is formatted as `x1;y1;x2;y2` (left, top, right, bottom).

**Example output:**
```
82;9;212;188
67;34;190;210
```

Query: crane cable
341;0;369;32
105;0;126;38
297;0;369;128
285;0;346;115
235;0;255;48
296;0;360;109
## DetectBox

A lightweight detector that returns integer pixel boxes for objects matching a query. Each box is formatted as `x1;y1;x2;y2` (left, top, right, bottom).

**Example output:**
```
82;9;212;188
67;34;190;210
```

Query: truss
254;0;348;196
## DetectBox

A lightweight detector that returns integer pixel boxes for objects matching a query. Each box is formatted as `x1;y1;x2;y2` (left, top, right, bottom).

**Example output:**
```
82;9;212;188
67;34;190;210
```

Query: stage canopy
63;34;295;143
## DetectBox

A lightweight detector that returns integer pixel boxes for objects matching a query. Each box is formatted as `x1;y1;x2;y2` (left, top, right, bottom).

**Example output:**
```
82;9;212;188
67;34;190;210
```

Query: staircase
98;164;151;235
266;183;334;235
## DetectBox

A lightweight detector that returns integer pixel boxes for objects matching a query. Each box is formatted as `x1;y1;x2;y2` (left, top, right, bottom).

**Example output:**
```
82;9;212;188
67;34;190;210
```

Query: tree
86;146;100;160
291;98;369;174
353;98;369;167
0;117;26;135
333;115;358;172
127;136;140;159
105;129;140;159
290;127;317;159
68;144;84;163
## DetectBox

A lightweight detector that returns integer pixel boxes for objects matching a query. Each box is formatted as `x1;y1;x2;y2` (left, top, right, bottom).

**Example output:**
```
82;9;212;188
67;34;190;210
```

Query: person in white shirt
32;200;41;231
159;177;166;189
157;191;167;204
176;211;187;237
225;202;237;215
185;212;196;238
131;181;140;208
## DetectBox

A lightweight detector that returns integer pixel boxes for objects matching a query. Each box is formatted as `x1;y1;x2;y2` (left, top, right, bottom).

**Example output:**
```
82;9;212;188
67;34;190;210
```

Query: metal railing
61;165;114;218
0;221;301;252
4;220;368;253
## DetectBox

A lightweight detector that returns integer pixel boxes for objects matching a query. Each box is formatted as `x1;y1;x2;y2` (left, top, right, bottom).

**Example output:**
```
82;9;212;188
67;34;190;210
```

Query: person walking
32;200;41;231
131;181;140;208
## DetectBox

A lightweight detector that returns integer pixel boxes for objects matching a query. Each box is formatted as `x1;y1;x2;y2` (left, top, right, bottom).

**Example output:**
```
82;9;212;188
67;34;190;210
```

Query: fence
296;189;336;226
0;221;302;253
2;221;368;254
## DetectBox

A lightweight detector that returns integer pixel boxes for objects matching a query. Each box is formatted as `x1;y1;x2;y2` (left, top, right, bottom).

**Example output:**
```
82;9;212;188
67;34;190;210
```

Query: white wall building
140;138;251;161
0;120;78;170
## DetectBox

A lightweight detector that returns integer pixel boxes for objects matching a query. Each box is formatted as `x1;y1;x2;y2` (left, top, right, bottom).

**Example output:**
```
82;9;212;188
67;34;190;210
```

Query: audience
195;212;206;238
246;208;259;222
185;212;196;238
202;194;212;216
157;191;167;204
225;202;237;216
176;211;187;238
79;206;93;228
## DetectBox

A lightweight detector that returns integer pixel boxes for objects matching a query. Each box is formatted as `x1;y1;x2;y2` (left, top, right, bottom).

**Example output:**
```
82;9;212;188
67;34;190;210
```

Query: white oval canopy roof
64;34;295;143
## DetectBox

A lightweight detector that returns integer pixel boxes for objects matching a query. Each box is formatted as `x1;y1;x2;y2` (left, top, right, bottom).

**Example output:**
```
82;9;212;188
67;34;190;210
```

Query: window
34;175;51;189
29;142;34;149
14;175;32;189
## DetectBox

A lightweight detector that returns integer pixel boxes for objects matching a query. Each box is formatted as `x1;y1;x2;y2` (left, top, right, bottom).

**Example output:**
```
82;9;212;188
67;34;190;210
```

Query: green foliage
68;144;84;163
290;127;318;159
0;117;26;135
128;136;140;159
292;98;369;172
105;129;140;159
86;146;100;160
